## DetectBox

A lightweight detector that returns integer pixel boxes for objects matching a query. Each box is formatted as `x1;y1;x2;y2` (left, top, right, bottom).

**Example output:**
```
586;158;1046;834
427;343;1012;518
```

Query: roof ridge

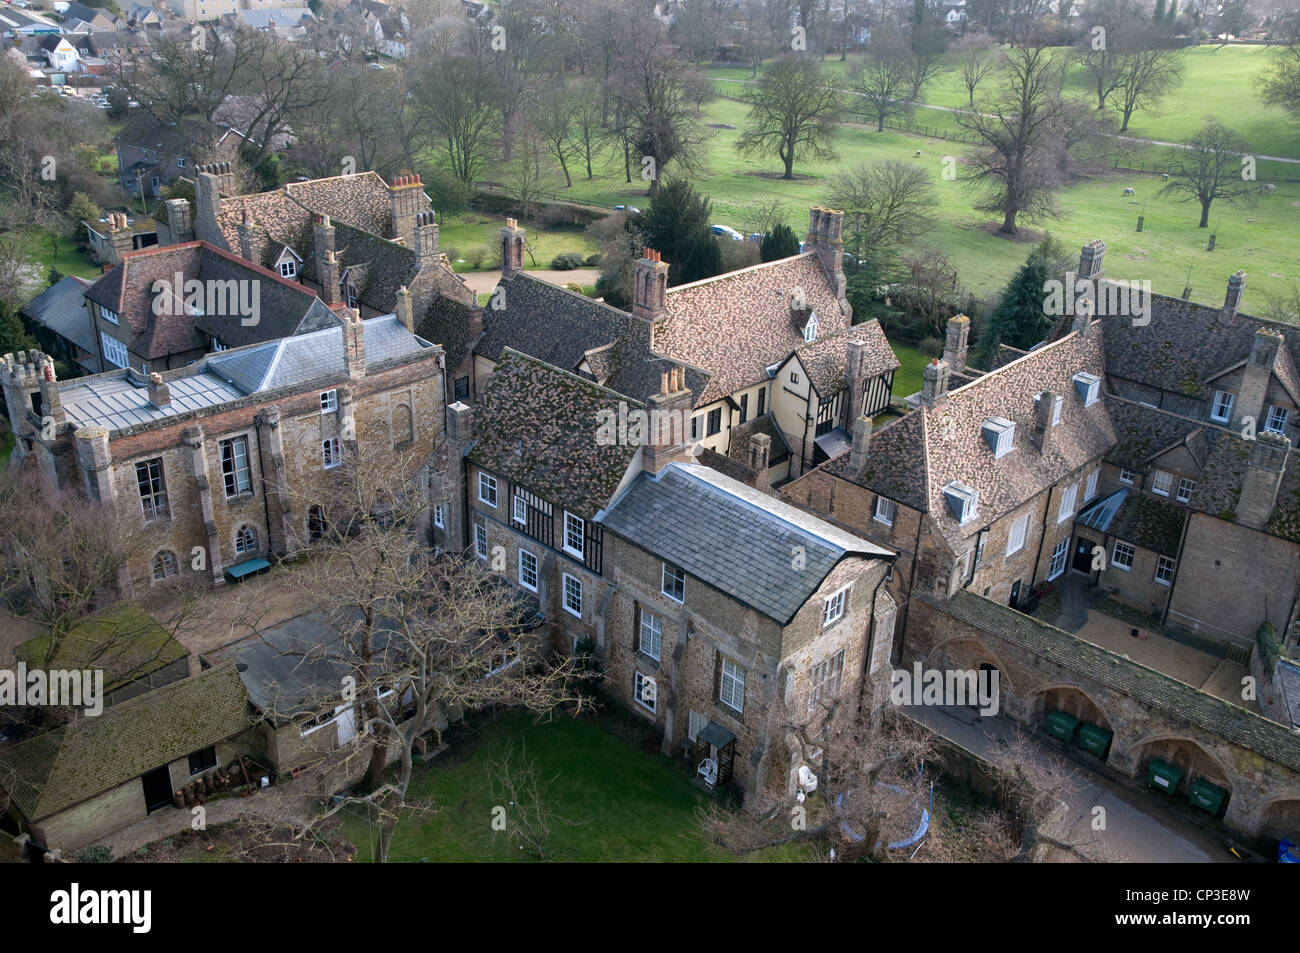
665;251;823;295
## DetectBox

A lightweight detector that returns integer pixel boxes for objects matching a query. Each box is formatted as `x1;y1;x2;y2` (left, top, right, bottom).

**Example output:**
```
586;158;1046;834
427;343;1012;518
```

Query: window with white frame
562;511;584;556
152;550;178;581
1073;372;1101;406
433;504;444;528
135;458;168;522
1154;555;1175;586
474;524;488;561
687;709;706;743
1265;405;1290;434
1112;540;1135;570
1084;469;1099;501
478;473;498;506
1119;468;1136;485
279;259;297;279
1176;478;1196;503
662;562;685;602
634;671;657;712
639;610;662;661
1048;537;1069;579
320;389;337;413
943;481;979;524
974;534;987;568
1058;481;1079;523
513;495;527;525
823;585;849;627
562;573;582;618
1151;470;1173;496
518;549;537;592
982;417;1016;458
101;332;129;368
219;436;251;497
874;496;897;526
718;657;745;714
322;437;341;470
99;305;119;325
1210;390;1234;423
1006;513;1030;556
808;650;844;711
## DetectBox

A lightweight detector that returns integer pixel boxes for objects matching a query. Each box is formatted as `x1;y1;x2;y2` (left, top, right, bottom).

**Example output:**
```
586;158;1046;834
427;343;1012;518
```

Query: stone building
1;308;445;589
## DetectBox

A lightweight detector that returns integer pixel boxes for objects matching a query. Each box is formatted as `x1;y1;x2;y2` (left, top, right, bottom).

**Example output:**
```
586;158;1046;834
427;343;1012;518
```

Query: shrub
551;251;586;270
466;243;494;269
77;844;113;863
584;252;602;267
564;282;584;294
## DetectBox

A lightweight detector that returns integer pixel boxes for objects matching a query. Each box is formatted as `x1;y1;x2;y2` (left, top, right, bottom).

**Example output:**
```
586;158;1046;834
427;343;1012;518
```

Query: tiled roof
468;349;641;518
83;242;327;358
787;320;898;396
600;462;893;624
923;590;1300;774
726;413;790;465
1103;492;1186;556
417;293;479;375
1103;397;1202;469
0;665;250;821
655;253;849;405
1096;289;1300;398
829;330;1115;545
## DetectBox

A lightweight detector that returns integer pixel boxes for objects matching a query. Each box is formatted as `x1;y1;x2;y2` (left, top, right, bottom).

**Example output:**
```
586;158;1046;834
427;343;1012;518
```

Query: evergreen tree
635;180;723;286
0;300;36;360
985;249;1054;353
760;223;800;262
1154;0;1166;20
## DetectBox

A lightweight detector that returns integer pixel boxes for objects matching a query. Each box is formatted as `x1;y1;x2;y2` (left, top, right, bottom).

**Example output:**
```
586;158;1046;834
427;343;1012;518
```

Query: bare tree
826;160;939;259
958;36;1074;234
485;739;588;859
533;87;581;188
504;123;557;219
1161;118;1258;228
954;32;1002;107
409;47;501;184
274;442;587;863
568;84;608;181
736;56;842;179
848;31;913;131
1110;37;1184;132
1259;26;1300;127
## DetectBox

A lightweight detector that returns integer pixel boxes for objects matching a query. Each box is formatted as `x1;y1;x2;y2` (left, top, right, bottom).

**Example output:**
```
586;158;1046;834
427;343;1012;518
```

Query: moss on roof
15;605;188;693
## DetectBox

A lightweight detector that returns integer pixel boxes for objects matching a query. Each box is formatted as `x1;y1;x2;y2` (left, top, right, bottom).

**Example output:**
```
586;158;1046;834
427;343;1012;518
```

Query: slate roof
826;328;1116;548
0;665;251;821
600;462;893;624
654;253;849;406
20;275;95;356
417;293;479;375
468;349;641;519
1104;396;1203;469
923;590;1300;774
789;319;898;396
1077;489;1186;556
59;368;245;431
82;241;329;358
1095;288;1300;399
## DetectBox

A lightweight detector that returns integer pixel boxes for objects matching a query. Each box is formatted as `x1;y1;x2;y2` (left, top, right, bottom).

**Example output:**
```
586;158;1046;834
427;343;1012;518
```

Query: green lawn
437;213;597;272
889;341;931;400
18;229;102;283
335;709;810;862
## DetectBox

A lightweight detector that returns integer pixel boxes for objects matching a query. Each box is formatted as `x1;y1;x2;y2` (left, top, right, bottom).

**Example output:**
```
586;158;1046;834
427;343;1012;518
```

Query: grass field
335;709;811;862
890;342;932;399
438;213;597;272
17;229;102;282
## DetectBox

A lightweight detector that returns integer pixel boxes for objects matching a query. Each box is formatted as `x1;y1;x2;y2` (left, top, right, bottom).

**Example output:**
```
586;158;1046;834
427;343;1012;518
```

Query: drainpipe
1159;509;1192;626
1029;483;1057;589
251;419;273;559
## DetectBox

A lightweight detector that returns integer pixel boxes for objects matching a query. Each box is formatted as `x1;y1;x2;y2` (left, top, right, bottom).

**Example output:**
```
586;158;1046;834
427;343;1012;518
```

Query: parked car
711;224;744;241
614;204;641;214
369;62;385;70
747;232;766;244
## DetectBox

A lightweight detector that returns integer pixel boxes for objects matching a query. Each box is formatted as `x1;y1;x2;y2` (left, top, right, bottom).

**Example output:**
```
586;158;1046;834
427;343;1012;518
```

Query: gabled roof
782;320;898;396
654;253;849;406
83;241;329;358
824;328;1116;549
468;349;642;519
1078;488;1185;556
20;275;95;356
0;665;250;821
600;462;893;624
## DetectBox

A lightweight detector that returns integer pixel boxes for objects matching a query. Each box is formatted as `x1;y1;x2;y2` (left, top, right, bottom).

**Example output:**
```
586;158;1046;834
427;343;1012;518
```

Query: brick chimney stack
165;198;193;244
644;365;692;475
394;285;414;334
147;371;171;408
1074;239;1105;334
500;217;525;278
389;173;425;245
1237;431;1290;530
413;210;440;266
1223;270;1247;322
1232;327;1283;433
313;214;340;305
633;248;669;323
343;308;365;379
747;433;771;492
921;358;951;408
806;206;847;306
106;213;135;265
1032;389;1057;456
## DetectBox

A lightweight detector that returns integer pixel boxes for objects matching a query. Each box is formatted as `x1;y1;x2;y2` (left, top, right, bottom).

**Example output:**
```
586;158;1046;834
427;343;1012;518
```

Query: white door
334;704;356;745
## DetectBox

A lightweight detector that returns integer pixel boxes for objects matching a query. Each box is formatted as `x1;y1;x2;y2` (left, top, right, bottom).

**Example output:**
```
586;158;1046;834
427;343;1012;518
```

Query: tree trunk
1199;201;1210;228
783;145;794;180
876;114;884;132
559;156;572;188
1000;207;1018;234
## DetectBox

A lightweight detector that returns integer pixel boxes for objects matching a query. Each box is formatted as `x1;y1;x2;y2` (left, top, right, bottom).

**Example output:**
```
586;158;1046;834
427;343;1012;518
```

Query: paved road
906;704;1244;863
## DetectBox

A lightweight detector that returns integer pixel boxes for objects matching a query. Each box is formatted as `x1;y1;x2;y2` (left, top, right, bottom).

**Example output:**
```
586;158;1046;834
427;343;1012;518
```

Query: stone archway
1252;796;1300;842
1028;683;1114;732
1127;734;1233;797
925;637;1016;696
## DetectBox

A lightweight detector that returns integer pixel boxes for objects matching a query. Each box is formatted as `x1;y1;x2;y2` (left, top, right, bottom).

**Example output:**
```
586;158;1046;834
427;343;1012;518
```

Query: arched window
235;525;257;556
152;550;178;581
392;403;414;447
307;505;325;542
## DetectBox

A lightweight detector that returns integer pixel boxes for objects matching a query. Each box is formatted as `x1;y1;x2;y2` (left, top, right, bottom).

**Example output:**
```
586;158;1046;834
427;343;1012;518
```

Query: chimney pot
849;415;873;474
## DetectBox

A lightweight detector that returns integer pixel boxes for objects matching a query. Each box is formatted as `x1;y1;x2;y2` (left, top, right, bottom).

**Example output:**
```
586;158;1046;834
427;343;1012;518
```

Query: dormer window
943;481;979;524
982;417;1015;458
279;260;297;278
1073;372;1101;406
802;311;818;342
1034;392;1063;425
